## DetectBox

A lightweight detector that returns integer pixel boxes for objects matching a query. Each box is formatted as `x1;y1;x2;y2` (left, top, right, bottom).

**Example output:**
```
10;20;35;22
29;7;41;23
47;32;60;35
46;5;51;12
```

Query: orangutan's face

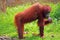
42;5;51;19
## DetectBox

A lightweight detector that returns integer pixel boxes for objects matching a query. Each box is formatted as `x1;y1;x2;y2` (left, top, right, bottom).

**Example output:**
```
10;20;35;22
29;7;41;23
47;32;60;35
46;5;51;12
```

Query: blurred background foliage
0;0;60;40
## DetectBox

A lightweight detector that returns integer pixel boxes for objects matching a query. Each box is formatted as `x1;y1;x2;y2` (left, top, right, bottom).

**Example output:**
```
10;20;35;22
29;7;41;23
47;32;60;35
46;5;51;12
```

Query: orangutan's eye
48;11;50;13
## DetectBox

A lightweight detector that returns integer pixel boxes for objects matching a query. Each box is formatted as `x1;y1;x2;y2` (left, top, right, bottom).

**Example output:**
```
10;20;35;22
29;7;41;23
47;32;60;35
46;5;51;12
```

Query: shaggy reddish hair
14;2;52;39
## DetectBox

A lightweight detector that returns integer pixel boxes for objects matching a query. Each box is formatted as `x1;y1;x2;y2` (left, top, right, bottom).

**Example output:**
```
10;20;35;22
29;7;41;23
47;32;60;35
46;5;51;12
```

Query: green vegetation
0;3;60;40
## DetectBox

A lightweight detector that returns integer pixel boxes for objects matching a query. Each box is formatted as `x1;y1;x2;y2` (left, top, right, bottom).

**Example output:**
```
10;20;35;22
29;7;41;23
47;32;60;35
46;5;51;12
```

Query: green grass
0;3;60;40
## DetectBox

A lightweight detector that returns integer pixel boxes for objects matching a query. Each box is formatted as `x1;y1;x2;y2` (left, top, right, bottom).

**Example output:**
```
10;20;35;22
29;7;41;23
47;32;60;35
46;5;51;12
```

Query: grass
0;3;60;40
